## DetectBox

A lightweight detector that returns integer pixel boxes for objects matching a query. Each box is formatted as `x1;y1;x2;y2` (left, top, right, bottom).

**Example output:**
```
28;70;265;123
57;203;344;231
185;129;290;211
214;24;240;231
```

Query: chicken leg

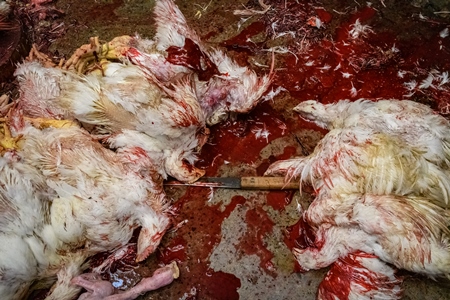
72;261;179;300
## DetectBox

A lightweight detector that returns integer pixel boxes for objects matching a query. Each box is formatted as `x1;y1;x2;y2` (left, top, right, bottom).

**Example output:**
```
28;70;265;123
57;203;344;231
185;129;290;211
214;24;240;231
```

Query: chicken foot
63;36;134;74
0;123;22;153
72;261;179;300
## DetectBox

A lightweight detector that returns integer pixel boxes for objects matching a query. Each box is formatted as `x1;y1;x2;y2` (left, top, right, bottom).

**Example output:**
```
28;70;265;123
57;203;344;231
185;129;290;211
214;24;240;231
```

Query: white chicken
14;59;206;183
152;0;274;125
266;98;450;298
64;0;273;126
0;109;172;299
13;0;272;184
0;152;57;300
294;99;450;168
265;126;450;207
294;193;450;280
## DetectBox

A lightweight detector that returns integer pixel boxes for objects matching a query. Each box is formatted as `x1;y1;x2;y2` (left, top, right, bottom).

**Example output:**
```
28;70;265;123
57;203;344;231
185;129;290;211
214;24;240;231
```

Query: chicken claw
0;120;22;153
0;111;76;153
64;36;134;74
27;44;58;67
72;261;180;300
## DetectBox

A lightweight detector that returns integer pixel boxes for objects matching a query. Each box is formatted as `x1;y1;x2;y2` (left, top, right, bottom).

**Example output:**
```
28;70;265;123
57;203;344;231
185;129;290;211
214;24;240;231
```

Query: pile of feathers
0;0;272;299
266;99;450;299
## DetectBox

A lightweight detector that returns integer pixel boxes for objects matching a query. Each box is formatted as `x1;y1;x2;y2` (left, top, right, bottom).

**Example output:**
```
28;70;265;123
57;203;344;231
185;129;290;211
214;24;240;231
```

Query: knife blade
164;176;299;190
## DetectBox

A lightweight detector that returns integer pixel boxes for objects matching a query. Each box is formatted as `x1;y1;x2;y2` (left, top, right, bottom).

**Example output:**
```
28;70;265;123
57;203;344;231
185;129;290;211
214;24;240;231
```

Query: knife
164;176;299;190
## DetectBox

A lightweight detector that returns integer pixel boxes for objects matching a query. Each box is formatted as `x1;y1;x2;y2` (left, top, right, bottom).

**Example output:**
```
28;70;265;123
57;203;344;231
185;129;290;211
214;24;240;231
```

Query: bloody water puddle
147;190;246;299
197;101;292;176
236;203;278;276
275;4;450;107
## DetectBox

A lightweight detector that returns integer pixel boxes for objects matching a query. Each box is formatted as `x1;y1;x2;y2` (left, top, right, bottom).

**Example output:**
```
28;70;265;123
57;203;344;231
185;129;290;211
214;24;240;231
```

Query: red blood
318;251;404;300
335;6;377;42
315;8;332;24
153;190;244;299
283;217;318;274
266;190;295;211
237;205;277;276
257;145;298;176
158;236;187;264
197;102;289;176
166;38;219;81
223;21;266;48
296;217;316;249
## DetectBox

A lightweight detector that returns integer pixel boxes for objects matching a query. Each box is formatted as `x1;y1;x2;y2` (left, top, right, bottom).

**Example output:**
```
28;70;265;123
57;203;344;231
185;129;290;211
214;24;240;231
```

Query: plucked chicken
0;108;173;299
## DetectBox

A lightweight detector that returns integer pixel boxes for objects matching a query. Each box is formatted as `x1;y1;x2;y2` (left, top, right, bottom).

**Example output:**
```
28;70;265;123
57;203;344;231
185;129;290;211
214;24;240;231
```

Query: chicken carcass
293;193;450;280
0;109;172;299
153;0;274;125
267;98;450;298
14;59;206;183
265;126;450;207
61;0;273;126
294;99;450;168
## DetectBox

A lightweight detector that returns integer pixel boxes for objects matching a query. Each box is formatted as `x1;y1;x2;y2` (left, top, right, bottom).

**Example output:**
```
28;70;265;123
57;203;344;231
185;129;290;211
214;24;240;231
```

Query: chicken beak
136;227;165;262
167;160;206;184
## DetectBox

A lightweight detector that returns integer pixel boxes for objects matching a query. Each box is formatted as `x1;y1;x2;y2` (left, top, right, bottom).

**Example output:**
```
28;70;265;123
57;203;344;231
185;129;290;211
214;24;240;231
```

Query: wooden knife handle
240;177;299;190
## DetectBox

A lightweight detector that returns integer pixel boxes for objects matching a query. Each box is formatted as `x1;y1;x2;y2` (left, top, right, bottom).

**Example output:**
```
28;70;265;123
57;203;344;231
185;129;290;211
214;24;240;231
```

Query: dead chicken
153;0;274;125
266;99;450;298
266;126;450;207
13;0;273;182
294;192;450;280
0;108;174;299
62;0;273;126
14;59;207;183
0;150;56;300
295;99;450;169
266;99;450;207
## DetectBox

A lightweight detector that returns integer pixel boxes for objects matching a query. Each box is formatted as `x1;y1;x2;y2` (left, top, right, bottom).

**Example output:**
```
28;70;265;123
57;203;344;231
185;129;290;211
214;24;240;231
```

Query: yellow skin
0;122;22;154
0;116;78;154
27;118;78;129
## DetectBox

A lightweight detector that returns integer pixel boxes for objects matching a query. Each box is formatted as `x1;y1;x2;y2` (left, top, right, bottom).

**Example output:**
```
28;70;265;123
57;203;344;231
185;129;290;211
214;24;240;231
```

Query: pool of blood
238;204;277;276
150;191;246;299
